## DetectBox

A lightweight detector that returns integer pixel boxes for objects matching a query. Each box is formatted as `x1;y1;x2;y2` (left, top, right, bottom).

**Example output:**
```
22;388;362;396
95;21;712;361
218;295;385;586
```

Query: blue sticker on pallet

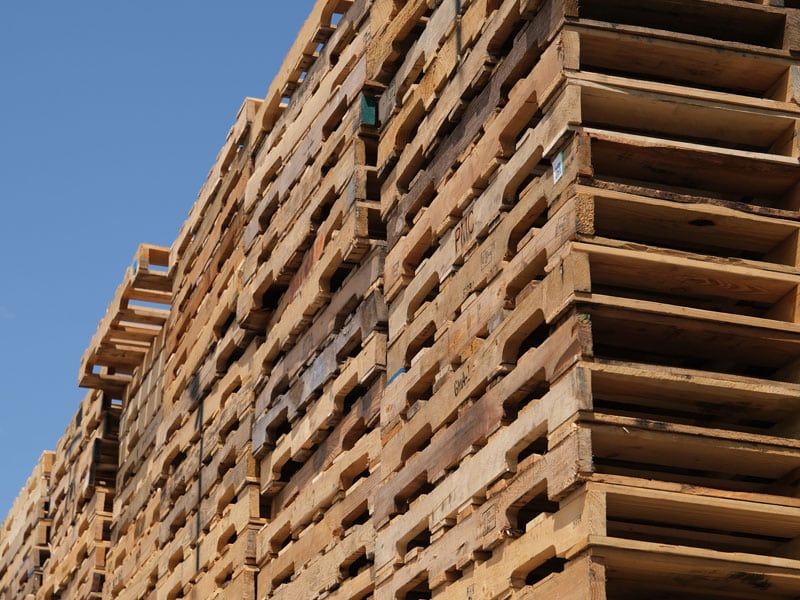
387;368;408;386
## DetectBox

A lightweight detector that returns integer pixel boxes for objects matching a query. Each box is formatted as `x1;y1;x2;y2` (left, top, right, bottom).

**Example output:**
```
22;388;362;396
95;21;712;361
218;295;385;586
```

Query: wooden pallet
79;244;171;397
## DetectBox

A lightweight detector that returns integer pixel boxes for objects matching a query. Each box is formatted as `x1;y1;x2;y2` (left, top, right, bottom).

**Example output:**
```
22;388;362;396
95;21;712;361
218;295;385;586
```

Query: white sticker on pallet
553;151;564;183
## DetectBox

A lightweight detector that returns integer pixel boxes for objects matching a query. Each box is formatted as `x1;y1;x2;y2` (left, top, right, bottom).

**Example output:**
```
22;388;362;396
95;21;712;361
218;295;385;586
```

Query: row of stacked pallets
102;96;264;599
0;452;53;600
2;0;800;598
39;390;120;600
240;2;385;598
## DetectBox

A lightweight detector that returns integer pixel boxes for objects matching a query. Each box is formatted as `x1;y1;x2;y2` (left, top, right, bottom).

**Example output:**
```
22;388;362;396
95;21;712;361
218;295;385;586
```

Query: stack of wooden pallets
373;0;800;598
38;391;119;600
103;95;266;599
72;243;171;600
149;96;266;600
239;2;387;598
0;452;53;600
104;328;167;599
3;0;800;598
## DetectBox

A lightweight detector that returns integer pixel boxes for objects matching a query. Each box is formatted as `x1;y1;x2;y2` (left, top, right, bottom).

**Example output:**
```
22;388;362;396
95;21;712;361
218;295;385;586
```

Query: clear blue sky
0;1;315;519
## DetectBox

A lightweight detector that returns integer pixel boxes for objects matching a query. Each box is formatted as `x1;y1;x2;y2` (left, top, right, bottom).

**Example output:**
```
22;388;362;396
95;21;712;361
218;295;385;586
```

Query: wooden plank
387;89;580;380
593;540;800;599
574;241;800;324
376;449;558;597
242;135;357;280
582;299;800;379
569;23;800;103
584;416;800;494
383;237;588;424
583;129;800;211
410;484;600;600
575;77;800;157
367;0;431;83
573;0;796;54
584;359;800;432
576;187;800;270
79;244;171;393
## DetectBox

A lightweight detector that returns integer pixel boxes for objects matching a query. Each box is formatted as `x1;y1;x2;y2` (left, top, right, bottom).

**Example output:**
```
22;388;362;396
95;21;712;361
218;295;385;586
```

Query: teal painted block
361;93;378;126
